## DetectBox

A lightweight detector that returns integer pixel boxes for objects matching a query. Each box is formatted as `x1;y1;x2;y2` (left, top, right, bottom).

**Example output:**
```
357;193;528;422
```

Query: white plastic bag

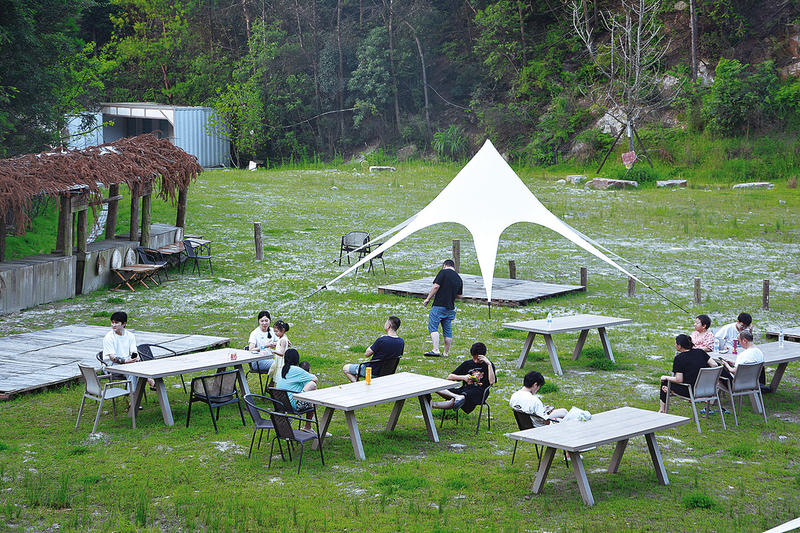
561;406;592;422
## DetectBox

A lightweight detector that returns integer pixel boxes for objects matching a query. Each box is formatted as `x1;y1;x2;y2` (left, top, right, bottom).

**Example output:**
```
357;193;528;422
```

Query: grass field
1;160;799;532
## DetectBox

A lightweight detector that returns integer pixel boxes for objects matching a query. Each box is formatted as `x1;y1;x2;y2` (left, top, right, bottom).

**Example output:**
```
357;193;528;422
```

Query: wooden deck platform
378;274;585;307
0;325;230;399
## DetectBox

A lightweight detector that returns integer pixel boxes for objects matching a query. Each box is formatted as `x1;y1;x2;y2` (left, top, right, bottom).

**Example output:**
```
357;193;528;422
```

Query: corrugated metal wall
174;107;229;168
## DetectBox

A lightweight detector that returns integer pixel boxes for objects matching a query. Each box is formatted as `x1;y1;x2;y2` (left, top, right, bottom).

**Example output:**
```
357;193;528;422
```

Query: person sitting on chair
715;312;753;351
274;348;318;431
343;316;404;382
432;342;496;413
102;311;155;394
718;330;764;379
248;310;277;374
691;314;715;352
509;370;568;425
658;334;718;413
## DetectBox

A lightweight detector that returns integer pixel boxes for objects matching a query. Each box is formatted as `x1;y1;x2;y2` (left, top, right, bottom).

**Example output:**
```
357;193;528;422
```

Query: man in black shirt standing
422;259;463;357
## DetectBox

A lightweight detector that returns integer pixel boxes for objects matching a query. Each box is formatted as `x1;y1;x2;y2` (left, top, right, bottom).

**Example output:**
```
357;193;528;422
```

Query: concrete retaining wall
1;223;182;316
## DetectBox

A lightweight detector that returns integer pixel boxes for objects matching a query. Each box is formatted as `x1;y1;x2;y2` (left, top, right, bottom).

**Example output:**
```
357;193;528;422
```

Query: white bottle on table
779;330;784;348
546;312;552;329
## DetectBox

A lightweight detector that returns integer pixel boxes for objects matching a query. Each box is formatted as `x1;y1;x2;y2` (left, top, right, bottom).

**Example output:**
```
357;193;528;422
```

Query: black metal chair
182;240;213;276
186;369;246;433
261;396;324;474
243;394;275;459
355;355;401;382
268;387;317;430
339;231;369;266
244;344;273;395
136;246;171;282
365;242;386;274
511;409;569;468
137;343;185;392
439;384;492;435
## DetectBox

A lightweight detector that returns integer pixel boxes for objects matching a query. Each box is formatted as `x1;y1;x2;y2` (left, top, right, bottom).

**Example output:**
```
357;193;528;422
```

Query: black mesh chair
244;344;273;395
268;387;317;430
186;369;246;433
261;396;324;474
182;240;213;276
439;384;492;435
243;394;275;459
137;343;185;392
136;246;171;281
355;355;401;382
511;409;568;468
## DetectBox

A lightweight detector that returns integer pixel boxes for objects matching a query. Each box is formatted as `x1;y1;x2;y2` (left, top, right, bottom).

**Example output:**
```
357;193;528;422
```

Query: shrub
683;491;717;510
433;125;468;161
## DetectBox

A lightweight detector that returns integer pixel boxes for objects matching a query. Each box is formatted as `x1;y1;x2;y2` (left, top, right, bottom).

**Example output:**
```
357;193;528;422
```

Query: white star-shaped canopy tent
324;139;636;302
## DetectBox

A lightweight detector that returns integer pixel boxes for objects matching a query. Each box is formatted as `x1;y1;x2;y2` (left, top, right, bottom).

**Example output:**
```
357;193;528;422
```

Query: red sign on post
622;151;637;169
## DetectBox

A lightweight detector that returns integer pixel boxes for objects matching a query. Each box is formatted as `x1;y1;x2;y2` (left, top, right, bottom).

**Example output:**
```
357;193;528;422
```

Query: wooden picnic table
293;372;455;460
507;406;689;506
502;314;632;375
754;341;800;393
106;348;266;426
111;264;161;291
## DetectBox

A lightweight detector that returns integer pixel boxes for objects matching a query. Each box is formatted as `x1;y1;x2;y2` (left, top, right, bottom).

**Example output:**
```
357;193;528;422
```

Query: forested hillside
3;0;800;165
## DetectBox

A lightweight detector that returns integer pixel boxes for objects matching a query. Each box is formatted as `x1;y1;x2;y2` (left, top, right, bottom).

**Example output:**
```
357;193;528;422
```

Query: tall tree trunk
387;0;401;133
401;18;431;139
517;1;527;66
690;0;698;82
241;0;252;46
337;0;346;141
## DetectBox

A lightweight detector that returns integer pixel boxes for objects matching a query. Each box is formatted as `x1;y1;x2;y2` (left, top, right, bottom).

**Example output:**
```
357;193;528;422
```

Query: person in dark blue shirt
343;316;404;382
422;259;463;357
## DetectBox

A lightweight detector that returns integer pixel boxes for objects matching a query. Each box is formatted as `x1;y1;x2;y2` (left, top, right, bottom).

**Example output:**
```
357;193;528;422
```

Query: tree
0;0;96;156
572;0;675;152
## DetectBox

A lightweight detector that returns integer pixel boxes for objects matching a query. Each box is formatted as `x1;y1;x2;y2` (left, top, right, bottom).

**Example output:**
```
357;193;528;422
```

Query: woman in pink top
691;314;715;352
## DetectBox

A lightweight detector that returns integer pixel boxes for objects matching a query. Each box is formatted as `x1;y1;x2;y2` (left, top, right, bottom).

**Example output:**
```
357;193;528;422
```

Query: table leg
532;446;557;494
569;451;595;506
598;327;616;363
418;394;440;442
572;329;590;361
113;270;135;292
516;333;537;369
311;407;335;450
609;438;629;473
543;334;563;376
644;432;669;485
154;378;174;426
769;362;788;393
344;410;366;460
129;378;146;418
135;273;151;290
386;398;406;431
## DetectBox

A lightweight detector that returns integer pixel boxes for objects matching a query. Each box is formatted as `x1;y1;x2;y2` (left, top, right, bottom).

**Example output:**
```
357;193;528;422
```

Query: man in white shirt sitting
715;312;753;350
720;330;764;377
508;371;567;426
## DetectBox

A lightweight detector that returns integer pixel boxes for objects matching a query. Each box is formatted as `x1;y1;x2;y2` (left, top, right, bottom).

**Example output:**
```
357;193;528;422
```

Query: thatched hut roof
0;134;202;235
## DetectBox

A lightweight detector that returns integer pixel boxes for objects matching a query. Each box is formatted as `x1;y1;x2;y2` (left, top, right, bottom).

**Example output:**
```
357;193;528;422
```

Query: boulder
586;178;638;190
732;182;775;189
565;175;586;184
397;144;417;161
657;179;687;187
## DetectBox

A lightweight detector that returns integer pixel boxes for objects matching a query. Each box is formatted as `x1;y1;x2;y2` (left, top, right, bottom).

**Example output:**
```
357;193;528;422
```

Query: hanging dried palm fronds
0;133;202;236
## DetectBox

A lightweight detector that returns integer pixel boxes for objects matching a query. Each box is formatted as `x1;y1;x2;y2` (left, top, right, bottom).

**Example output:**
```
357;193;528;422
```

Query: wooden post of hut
57;194;73;256
129;181;140;242
452;239;461;272
73;192;89;293
176;187;188;231
0;212;5;262
140;182;152;247
105;184;120;240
